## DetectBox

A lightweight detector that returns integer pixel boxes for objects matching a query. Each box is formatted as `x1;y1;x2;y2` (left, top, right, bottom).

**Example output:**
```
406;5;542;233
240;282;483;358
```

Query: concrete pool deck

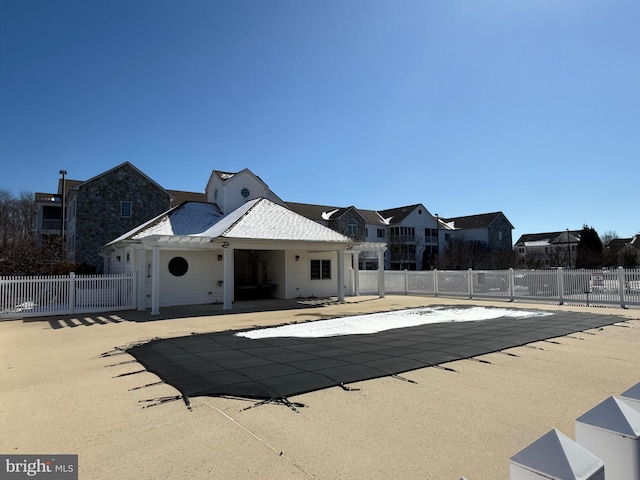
1;295;639;479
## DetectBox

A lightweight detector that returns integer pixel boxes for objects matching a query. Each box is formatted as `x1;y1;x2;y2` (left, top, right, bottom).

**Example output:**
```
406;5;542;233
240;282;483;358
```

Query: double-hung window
310;259;331;280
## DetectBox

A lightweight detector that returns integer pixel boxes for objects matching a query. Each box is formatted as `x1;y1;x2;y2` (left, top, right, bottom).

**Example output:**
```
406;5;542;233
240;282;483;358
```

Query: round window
241;188;250;198
168;257;189;277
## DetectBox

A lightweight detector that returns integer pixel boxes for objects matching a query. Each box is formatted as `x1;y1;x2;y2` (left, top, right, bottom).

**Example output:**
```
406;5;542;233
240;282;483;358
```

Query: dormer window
121;201;132;218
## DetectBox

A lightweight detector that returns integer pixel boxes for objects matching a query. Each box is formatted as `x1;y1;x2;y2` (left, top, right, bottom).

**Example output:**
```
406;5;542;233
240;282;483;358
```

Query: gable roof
514;230;581;247
441;212;514;230
71;162;171;198
286;202;343;222
208;168;270;190
287;202;385;226
377;204;425;224
105;198;354;248
358;208;388;226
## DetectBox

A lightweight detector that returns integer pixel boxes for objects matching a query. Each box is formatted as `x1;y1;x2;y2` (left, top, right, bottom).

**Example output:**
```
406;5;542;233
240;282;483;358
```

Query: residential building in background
34;179;81;248
34;163;206;272
65;162;173;272
34;164;515;273
514;230;581;268
604;235;640;267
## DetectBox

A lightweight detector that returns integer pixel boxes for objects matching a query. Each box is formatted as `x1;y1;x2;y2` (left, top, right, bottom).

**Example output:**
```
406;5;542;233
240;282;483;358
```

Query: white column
352;252;360;296
508;267;515;302
137;248;146;310
223;246;234;310
557;267;565;305
69;272;76;315
377;251;385;298
618;266;626;308
151;246;160;315
337;250;345;302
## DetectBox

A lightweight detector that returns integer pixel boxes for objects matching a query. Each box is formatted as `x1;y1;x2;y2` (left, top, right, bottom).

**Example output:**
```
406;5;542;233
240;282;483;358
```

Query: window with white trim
310;259;331;280
347;218;358;237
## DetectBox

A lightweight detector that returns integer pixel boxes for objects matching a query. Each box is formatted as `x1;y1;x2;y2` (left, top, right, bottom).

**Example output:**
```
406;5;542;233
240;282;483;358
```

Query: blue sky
1;0;638;242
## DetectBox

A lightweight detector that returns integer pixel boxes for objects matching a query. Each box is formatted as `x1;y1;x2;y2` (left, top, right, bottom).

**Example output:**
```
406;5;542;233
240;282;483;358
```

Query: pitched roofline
71;162;172;198
219;198;262;236
441;211;514;226
377;203;426;216
207;168;270;190
103;201;193;247
375;203;431;224
514;230;582;246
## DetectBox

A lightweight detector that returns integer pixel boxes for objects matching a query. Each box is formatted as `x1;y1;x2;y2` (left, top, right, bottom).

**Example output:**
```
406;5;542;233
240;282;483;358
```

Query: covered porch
103;199;387;315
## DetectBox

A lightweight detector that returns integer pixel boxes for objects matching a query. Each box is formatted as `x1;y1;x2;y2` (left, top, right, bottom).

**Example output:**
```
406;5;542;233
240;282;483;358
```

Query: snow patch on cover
237;306;552;339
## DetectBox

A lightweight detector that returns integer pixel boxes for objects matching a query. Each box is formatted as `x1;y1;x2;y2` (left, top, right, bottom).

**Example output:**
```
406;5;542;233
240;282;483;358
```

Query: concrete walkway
1;295;639;479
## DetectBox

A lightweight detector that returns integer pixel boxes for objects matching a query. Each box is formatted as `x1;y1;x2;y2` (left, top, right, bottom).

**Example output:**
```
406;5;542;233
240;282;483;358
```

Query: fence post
131;272;137;309
69;272;76;314
434;269;438;297
618;266;626;309
557;267;564;305
404;269;408;295
509;268;515;302
468;268;473;299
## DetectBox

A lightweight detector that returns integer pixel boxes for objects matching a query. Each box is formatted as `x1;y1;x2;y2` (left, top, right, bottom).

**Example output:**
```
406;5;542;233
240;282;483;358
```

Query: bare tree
442;235;489;270
602;230;618;245
618;245;640;268
0;189;72;275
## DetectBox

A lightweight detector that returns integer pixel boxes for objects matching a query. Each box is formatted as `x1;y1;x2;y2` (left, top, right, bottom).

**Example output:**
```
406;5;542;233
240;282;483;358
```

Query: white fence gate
359;267;640;309
0;273;136;318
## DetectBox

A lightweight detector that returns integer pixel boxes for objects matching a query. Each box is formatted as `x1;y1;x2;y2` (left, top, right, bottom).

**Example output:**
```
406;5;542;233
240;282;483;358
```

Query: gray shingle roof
514;230;581;246
378;204;424;224
106;198;353;247
440;212;513;230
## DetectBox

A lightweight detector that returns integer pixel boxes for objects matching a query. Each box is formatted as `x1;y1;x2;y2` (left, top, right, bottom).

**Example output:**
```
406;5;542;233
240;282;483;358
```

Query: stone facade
328;208;366;241
487;214;514;252
68;163;171;272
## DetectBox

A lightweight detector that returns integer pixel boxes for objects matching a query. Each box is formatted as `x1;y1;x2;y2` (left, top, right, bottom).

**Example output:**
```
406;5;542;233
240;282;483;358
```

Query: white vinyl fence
0;273;135;318
359;267;640;309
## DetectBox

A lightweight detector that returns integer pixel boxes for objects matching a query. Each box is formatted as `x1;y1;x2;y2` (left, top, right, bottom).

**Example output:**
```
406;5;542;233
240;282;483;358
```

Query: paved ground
1;295;639;479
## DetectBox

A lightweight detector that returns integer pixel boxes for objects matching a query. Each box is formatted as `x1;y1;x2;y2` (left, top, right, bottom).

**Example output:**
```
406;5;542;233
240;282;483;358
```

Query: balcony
41;219;62;231
389;234;416;243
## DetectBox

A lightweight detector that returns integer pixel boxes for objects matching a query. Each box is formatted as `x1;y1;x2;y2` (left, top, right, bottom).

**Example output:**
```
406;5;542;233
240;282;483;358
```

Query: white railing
0;273;136;318
359;268;640;309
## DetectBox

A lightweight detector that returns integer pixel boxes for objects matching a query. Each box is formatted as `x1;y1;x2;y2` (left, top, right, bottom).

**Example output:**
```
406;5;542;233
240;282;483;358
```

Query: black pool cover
125;308;626;405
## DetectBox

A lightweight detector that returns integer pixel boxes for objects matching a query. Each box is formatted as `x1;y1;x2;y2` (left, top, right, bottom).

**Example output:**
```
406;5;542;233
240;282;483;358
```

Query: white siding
206;171;281;215
400;207;436;231
157;251;222;307
285;251;341;298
